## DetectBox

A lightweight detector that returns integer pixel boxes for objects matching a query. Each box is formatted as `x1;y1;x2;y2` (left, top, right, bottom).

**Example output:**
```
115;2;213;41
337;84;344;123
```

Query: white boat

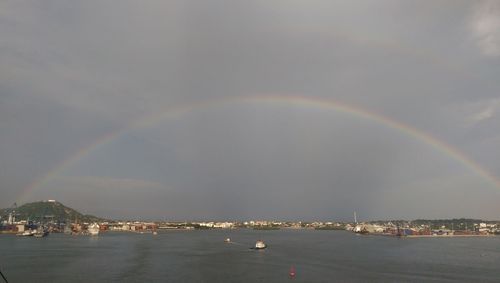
88;223;100;236
224;238;231;243
17;229;35;237
253;240;267;249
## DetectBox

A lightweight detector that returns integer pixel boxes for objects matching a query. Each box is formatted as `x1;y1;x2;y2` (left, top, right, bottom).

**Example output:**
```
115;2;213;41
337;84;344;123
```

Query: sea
1;229;499;282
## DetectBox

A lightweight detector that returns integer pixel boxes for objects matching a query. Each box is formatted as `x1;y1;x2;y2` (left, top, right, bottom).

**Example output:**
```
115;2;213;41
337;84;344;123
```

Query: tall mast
354;211;357;224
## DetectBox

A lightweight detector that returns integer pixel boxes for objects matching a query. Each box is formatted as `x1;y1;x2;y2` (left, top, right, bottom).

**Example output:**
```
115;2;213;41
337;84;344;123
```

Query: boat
252;240;267;250
88;223;100;236
353;225;369;234
224;238;231;243
17;229;35;237
34;229;49;238
153;231;158;235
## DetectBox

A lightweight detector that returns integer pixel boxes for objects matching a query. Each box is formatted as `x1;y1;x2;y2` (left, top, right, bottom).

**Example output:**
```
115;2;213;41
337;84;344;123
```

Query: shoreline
405;234;495;238
365;233;496;238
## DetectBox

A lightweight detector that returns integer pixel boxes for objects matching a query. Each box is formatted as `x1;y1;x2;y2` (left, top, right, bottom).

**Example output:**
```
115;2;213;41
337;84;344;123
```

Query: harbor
1;228;500;282
3;201;500;239
2;201;500;282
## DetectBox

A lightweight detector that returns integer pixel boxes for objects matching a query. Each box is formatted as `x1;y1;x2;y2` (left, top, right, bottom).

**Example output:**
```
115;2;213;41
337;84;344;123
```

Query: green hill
0;201;106;223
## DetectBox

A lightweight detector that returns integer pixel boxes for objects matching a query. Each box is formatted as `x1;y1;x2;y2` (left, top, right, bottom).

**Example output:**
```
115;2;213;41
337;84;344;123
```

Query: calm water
1;229;500;282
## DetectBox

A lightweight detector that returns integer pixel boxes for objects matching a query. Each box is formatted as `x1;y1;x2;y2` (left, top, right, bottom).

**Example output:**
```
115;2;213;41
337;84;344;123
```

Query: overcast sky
1;0;499;221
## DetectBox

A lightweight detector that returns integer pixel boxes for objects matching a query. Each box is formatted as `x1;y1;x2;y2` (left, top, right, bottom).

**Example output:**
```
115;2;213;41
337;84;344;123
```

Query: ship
88;223;100;236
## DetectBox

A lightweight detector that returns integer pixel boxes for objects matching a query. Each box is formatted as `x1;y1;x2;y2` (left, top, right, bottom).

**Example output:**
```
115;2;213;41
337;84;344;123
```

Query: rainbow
17;94;500;202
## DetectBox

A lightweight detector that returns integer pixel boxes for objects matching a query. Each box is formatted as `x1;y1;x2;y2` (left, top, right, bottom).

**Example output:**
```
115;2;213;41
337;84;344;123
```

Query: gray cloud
1;0;499;220
470;0;500;57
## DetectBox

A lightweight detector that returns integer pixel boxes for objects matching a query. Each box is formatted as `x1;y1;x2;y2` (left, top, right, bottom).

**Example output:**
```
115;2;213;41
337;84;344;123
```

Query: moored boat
17;229;35;237
88;223;100;236
34;229;49;238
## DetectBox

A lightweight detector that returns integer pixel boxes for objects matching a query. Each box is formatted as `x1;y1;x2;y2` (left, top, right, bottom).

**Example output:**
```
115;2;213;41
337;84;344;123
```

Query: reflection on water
1;230;500;282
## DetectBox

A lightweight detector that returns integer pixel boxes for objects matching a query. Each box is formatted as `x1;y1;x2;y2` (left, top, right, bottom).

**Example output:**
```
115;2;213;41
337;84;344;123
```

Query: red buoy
289;265;296;278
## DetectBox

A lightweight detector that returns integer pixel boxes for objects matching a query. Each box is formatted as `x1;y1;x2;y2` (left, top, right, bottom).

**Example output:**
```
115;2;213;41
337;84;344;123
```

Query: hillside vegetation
0;201;106;223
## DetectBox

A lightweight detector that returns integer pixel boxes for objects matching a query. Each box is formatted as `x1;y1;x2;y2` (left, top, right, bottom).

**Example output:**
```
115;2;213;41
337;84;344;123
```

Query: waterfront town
1;201;500;237
0;200;500;237
2;217;500;237
2;218;500;237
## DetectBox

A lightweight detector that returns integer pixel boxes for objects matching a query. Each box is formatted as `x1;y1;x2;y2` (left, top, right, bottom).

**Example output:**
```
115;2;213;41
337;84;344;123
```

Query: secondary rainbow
17;94;500;203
